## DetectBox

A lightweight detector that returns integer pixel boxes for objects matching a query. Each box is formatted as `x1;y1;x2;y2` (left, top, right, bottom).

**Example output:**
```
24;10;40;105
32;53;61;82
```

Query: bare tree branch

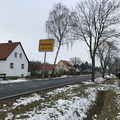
96;41;119;77
45;3;73;77
71;0;120;81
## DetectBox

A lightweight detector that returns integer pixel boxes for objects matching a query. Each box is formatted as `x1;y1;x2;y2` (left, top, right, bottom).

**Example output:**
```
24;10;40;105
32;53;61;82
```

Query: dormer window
14;52;17;58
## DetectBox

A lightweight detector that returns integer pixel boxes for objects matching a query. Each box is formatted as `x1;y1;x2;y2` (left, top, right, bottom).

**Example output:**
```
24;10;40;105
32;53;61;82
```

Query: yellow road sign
39;39;54;52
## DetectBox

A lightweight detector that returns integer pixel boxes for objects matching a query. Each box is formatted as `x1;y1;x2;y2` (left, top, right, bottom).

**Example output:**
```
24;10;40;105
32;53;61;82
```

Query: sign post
38;39;54;96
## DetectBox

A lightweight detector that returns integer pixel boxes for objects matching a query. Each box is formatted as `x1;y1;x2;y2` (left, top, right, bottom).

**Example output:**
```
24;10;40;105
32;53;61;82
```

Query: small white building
0;40;29;77
55;60;75;74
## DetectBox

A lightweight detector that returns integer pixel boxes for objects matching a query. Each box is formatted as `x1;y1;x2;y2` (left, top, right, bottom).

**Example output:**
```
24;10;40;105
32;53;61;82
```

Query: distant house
55;60;75;74
38;64;54;75
0;40;29;77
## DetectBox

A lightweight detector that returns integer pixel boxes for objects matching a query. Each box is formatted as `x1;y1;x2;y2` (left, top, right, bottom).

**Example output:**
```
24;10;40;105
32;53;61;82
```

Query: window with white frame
20;53;22;58
14;52;17;58
21;64;24;69
10;63;14;69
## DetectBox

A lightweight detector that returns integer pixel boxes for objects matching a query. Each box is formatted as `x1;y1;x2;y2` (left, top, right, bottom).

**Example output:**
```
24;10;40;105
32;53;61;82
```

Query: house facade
0;41;29;77
55;60;75;74
38;64;54;75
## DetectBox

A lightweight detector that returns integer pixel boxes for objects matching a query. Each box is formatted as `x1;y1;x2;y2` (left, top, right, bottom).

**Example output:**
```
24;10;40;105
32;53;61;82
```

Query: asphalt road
0;74;101;100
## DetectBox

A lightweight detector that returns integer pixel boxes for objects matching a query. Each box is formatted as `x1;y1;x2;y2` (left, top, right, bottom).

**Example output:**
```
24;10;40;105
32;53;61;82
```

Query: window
20;53;22;58
14;52;17;58
21;74;24;77
10;63;14;69
21;64;24;69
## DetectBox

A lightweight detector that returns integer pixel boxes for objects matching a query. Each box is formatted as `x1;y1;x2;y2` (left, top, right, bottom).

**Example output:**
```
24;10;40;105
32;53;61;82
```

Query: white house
55;60;75;74
0;40;29;77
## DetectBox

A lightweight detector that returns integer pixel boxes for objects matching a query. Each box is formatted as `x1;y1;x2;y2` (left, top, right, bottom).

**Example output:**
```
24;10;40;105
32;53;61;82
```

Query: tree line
69;57;92;71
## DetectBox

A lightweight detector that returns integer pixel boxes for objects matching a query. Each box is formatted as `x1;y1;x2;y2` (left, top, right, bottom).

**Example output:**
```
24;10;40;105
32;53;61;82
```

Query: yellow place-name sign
39;39;54;52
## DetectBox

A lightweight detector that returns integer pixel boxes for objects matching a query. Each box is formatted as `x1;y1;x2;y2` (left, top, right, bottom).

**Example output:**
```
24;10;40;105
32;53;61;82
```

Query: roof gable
57;60;75;71
62;60;71;68
0;42;19;60
0;42;29;62
19;43;29;62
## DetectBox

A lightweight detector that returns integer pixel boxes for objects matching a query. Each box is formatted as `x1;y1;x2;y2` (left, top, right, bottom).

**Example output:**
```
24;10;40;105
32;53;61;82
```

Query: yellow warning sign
39;39;54;52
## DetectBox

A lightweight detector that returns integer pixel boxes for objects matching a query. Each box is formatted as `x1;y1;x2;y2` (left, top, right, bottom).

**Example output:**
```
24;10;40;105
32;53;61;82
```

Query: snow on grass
82;77;106;85
105;74;116;79
113;80;120;119
60;75;72;78
47;84;80;96
0;79;29;84
82;75;116;85
116;90;120;119
82;80;95;85
95;77;106;84
97;79;120;91
4;84;97;120
82;75;110;85
95;78;120;119
5;113;14;120
2;76;120;120
12;93;44;109
14;87;97;120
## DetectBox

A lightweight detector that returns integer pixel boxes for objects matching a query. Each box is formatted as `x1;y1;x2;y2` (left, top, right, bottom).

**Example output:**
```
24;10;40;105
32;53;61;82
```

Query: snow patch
16;87;97;120
13;93;43;108
95;77;106;84
0;79;29;84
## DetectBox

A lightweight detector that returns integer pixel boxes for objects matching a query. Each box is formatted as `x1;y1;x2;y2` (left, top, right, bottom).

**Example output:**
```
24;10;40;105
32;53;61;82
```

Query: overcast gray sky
0;0;99;65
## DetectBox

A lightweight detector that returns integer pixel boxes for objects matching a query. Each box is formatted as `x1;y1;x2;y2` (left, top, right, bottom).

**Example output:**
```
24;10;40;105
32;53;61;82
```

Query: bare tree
113;57;120;73
29;61;41;76
69;57;82;70
97;41;118;78
71;0;120;81
46;3;73;77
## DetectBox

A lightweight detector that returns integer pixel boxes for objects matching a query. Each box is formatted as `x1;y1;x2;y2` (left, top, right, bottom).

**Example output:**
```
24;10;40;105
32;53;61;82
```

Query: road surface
0;74;101;100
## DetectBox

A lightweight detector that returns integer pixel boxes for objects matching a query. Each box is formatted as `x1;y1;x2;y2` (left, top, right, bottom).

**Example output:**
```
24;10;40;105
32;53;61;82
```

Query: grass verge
83;91;106;120
0;78;119;119
98;90;118;120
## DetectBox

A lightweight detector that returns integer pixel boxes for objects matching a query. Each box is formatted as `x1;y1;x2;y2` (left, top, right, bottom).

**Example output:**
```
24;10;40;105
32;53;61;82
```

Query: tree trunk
91;57;95;82
102;68;106;78
51;45;61;77
108;64;111;75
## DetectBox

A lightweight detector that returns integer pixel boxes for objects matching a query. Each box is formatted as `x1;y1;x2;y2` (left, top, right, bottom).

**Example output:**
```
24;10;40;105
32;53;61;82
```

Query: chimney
8;40;12;43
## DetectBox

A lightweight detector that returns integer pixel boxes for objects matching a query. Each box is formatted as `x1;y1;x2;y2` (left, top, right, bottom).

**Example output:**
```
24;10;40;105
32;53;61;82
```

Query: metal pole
41;52;47;96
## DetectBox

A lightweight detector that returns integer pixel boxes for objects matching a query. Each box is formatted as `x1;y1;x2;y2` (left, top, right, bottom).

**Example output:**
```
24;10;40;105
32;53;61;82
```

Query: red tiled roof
0;42;20;60
61;60;71;68
60;60;75;70
39;64;54;70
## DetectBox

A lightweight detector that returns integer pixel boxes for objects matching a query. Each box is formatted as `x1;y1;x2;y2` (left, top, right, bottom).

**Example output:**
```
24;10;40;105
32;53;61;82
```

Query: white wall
5;44;28;77
55;61;68;73
0;61;5;74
